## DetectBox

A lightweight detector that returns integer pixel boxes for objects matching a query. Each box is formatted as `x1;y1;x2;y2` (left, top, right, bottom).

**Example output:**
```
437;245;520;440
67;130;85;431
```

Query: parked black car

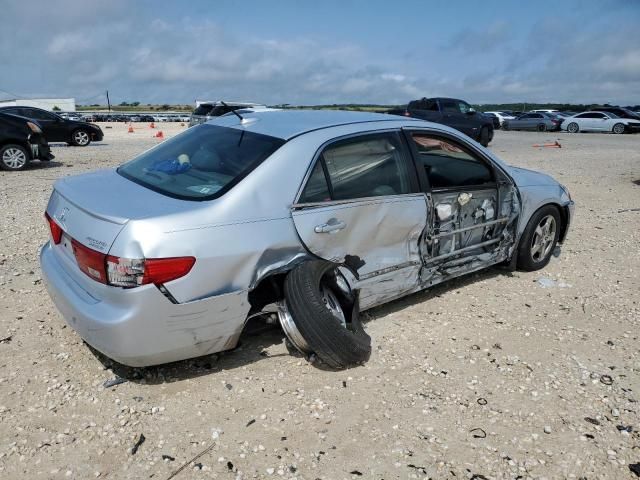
388;97;494;146
0;106;103;146
593;107;640;121
0;112;54;171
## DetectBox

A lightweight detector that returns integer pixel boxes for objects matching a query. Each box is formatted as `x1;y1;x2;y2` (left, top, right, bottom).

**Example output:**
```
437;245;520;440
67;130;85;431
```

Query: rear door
290;130;428;309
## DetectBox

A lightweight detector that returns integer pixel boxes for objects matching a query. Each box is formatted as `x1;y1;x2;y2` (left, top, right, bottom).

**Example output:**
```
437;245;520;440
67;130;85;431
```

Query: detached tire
283;261;371;369
516;205;561;271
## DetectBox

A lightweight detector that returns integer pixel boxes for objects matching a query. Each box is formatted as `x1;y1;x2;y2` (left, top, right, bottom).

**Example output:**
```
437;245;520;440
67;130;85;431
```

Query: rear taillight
45;212;63;244
71;239;108;284
403;111;411;117
106;255;195;288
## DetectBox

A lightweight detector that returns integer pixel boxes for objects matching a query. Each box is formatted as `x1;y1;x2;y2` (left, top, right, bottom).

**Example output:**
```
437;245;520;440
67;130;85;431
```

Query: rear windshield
118;124;285;200
193;104;214;116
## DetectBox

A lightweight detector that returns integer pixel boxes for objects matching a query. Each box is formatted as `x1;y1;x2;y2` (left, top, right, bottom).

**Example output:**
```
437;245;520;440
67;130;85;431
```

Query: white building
0;98;76;112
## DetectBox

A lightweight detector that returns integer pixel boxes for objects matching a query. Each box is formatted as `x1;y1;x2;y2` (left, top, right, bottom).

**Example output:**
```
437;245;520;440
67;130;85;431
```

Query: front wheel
71;129;91;146
478;126;490;147
537;123;547;132
0;144;30;171
567;122;579;133
612;123;625;134
517;205;561;271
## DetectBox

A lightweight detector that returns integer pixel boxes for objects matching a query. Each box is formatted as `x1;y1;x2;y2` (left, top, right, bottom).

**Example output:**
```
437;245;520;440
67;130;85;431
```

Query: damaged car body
40;110;574;368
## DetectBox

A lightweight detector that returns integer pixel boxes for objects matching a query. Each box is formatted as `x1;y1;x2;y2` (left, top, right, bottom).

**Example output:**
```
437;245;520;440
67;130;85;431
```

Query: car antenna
220;101;244;121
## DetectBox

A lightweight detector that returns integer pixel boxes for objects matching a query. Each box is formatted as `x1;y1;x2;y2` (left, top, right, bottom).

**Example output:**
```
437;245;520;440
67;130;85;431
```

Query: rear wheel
0;144;29;171
517;205;561;271
281;261;371;369
478;126;490;147
612;123;625;134
71;129;91;146
567;122;579;133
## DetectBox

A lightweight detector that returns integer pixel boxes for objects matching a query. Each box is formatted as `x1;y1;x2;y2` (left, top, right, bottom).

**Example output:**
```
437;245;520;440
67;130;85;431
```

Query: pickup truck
388;97;495;146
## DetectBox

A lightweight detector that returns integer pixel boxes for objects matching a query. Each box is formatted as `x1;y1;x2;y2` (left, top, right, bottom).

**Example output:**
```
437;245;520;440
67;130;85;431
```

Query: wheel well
247;273;286;312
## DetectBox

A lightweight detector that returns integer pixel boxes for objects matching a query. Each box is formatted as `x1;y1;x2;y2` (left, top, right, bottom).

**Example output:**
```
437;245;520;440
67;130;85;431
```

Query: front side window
410;133;493;189
118;124;285;200
441;100;459;113
299;133;412;202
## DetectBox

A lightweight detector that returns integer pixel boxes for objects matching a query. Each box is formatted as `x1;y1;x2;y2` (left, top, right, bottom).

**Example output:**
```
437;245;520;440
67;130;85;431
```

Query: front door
291;131;428;309
403;129;519;283
23;108;67;142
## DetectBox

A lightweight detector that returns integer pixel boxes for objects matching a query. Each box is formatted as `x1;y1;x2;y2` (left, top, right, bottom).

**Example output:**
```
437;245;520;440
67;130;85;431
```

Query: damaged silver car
40;110;574;368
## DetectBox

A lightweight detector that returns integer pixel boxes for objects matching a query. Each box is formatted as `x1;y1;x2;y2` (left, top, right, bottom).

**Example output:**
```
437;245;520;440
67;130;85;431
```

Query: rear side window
300;133;411;202
118;125;285;200
410;134;493;189
299;161;331;203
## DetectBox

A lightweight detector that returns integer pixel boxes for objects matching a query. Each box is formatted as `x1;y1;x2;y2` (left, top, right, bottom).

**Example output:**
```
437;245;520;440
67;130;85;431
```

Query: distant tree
131;101;140;107
119;101;129;107
160;104;170;111
52;105;61;111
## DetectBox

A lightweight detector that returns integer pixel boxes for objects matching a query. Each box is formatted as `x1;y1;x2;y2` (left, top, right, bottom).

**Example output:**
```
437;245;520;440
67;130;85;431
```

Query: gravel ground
0;123;639;479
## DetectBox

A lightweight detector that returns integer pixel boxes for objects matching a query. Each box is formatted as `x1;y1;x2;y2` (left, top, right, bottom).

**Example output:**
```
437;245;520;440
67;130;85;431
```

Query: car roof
208;109;423;140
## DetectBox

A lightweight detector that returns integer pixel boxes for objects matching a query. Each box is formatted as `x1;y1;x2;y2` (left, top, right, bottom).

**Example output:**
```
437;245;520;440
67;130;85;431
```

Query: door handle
314;220;346;234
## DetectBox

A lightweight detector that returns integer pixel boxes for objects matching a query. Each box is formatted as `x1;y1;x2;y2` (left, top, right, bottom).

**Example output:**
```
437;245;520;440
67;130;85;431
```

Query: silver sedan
40;110;574;368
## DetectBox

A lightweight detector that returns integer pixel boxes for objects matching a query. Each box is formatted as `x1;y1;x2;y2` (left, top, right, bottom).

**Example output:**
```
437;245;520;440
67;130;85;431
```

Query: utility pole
106;90;111;113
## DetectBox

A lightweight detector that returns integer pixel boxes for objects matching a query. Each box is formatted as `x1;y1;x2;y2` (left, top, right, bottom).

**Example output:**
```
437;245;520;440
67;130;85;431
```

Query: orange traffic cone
150;122;155;129
128;125;134;133
155;131;164;139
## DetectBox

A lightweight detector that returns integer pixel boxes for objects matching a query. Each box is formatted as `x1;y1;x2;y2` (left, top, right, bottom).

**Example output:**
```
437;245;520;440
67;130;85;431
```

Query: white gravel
0;124;639;479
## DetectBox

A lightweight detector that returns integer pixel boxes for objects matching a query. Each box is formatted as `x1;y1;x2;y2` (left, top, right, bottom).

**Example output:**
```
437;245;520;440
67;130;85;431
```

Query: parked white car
562;111;640;134
484;111;516;127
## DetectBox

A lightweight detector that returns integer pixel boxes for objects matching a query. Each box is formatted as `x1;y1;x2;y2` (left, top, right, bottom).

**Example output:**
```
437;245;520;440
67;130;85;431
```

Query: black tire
612;123;626;134
70;129;91;146
284;261;371;369
502;123;510;131
478;126;490;147
537;124;547;132
0;144;30;171
567;122;579;133
516;205;561;271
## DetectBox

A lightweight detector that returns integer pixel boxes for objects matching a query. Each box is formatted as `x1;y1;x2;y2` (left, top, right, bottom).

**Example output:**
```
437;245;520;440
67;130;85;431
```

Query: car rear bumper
40;242;250;367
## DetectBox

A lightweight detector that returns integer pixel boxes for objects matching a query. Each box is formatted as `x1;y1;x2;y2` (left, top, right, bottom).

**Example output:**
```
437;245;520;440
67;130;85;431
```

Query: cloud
1;1;639;105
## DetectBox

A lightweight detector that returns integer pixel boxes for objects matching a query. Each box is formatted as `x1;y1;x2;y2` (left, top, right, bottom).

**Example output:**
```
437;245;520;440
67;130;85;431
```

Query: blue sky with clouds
1;0;639;105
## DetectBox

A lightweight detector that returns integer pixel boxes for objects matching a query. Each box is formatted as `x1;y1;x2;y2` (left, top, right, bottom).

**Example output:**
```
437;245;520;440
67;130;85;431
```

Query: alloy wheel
2;147;27;169
530;214;556;262
74;131;90;145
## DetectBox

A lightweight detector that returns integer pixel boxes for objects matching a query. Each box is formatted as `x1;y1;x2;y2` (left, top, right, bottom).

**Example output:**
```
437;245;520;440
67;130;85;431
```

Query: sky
1;0;639;106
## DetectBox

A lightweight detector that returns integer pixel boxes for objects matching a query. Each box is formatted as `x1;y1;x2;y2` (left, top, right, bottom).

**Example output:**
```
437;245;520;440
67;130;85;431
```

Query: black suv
0;106;103;146
0;112;54;170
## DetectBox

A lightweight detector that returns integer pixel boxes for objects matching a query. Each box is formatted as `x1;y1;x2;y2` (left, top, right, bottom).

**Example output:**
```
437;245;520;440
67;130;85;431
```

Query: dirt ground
0;122;639;480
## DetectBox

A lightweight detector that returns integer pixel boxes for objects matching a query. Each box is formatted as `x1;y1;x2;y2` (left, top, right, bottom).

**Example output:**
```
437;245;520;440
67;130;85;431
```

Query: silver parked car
562;111;640;134
502;112;562;132
40;110;574;369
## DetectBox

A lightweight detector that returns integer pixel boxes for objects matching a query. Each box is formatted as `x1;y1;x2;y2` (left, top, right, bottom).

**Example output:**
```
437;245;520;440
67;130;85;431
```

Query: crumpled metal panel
291;194;428;309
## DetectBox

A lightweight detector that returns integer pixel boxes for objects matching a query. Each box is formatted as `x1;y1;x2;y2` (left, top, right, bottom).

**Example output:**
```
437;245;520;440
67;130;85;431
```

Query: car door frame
400;126;513;274
290;128;429;309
